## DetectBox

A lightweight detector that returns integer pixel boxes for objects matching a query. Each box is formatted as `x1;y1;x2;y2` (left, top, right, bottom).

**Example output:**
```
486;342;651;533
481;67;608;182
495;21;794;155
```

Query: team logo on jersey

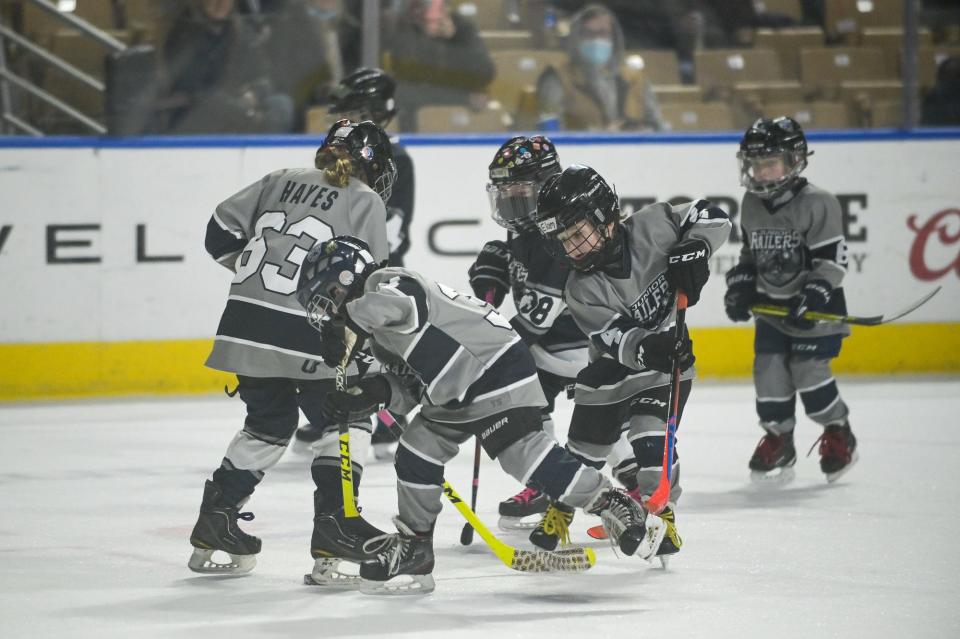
751;228;804;287
628;274;672;329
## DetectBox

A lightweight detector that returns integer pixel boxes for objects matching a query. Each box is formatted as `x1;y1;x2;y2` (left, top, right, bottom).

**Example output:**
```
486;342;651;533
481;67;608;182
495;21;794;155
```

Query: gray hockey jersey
565;199;730;405
738;180;850;338
345;268;547;424
508;232;588;379
204;168;388;378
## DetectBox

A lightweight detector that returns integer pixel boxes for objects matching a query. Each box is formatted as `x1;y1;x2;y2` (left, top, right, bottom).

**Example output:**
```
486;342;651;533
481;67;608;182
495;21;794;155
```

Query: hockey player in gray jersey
188;119;395;580
725;116;858;483
469;136;585;530
534;165;731;560
296;236;669;593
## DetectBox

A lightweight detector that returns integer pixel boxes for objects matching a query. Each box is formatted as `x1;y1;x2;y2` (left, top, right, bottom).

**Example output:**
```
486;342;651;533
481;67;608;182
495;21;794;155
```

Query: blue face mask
577;38;613;67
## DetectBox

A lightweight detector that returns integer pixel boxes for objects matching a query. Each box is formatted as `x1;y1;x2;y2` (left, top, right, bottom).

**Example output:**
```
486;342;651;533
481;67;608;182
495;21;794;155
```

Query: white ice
1;378;958;639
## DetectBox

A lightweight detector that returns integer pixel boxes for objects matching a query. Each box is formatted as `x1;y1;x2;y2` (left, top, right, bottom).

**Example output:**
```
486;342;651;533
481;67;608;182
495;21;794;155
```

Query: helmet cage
296;238;376;326
736;147;807;198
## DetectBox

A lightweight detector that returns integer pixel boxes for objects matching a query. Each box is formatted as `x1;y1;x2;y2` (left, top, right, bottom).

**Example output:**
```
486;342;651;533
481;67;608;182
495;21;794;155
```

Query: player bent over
296;236;669;593
533;165;730;562
726;116;858;483
188;120;395;579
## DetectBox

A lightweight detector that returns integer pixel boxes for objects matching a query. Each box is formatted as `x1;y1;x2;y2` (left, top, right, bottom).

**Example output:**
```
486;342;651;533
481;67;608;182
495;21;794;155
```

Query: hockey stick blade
751;286;941;326
442;481;595;573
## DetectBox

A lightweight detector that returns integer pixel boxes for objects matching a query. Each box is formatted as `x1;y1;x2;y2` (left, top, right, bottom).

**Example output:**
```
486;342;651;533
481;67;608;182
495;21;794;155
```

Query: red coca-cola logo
908;208;960;281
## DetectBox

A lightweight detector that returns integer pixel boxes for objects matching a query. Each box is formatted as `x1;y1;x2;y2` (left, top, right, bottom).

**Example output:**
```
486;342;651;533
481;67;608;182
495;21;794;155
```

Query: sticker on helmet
339;270;355;286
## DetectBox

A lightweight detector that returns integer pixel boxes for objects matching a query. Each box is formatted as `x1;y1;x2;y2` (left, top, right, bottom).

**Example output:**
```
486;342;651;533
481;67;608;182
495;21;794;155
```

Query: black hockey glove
319;319;367;369
468;240;511;307
666;238;711;306
724;262;758;323
786;279;833;330
321;375;392;423
636;327;695;374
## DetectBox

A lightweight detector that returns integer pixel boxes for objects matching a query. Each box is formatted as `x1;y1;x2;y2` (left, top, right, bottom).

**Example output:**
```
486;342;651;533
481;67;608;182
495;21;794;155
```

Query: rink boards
0;131;957;399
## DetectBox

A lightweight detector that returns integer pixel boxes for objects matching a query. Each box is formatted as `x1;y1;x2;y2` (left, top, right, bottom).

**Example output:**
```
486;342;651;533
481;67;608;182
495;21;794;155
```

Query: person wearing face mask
536;3;663;132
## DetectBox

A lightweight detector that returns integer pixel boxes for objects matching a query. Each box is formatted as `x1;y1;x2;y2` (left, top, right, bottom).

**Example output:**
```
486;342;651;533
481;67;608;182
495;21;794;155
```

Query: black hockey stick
460;438;482;545
751;286;941;326
460;289;497;546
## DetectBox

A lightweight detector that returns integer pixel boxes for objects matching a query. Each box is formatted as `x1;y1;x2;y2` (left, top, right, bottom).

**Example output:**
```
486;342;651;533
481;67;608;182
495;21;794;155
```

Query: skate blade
187;547;256;575
497;515;540;531
635;514;668;562
825;450;859;483
303;558;363;589
359;573;435;596
750;466;796;486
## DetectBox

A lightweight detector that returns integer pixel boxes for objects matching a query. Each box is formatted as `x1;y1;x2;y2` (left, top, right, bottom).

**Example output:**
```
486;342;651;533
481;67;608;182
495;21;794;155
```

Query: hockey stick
378;408;593;572
460;289;496;546
644;291;688;517
750;286;941;326
459;438;482;546
338;327;360;519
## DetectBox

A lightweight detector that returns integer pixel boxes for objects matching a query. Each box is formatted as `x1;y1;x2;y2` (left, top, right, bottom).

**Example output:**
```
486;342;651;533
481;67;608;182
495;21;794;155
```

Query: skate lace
808;429;850;462
363;533;408;576
607;491;639;525
540;505;572;545
757;433;786;463
511;486;540;505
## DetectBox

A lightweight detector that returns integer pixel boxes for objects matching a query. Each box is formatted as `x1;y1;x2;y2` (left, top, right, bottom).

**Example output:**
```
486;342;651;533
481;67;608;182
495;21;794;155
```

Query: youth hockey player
725;116;858;483
533;165;731;560
295;236;669;593
468;136;638;535
295;67;414;459
188;119;395;579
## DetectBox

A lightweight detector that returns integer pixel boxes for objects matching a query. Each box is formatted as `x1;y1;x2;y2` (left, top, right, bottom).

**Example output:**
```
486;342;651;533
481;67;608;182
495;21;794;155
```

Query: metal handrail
0;0;128;135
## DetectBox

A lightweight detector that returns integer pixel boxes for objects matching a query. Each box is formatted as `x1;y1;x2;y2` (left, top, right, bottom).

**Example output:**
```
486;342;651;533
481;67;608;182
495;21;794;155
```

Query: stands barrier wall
1;130;958;400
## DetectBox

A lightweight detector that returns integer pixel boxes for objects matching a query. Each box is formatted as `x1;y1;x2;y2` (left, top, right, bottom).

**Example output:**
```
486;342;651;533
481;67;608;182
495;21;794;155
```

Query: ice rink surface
2;378;958;639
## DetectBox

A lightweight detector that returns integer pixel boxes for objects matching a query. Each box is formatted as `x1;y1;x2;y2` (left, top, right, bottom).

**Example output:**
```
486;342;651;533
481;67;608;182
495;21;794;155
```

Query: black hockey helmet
737;116;811;199
329;67;398;128
316;118;398;201
534;165;620;273
297;236;380;326
486;135;562;234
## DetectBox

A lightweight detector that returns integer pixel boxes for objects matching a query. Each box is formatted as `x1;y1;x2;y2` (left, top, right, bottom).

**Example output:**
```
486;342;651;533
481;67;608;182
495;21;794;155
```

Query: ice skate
749;429;797;485
587;489;666;561
304;509;389;588
528;501;575;551
498;486;549;531
188;480;261;575
359;518;435;595
655;507;683;569
814;422;859;483
292;421;324;454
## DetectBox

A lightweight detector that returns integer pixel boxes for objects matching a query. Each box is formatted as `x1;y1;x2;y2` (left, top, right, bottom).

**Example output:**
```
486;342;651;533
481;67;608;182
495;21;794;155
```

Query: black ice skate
529;501;575;551
304;509;389;588
498;486;549;531
655;507;683;569
188;480;261;575
587;489;666;561
292;422;324;454
359;517;435;595
749;429;797;485
814;422;859;483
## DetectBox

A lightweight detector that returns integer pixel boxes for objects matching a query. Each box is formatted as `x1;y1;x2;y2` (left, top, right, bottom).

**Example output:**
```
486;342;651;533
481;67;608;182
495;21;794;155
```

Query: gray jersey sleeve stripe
426;345;466;399
212;210;243;238
407;325;462;388
809;234;846;250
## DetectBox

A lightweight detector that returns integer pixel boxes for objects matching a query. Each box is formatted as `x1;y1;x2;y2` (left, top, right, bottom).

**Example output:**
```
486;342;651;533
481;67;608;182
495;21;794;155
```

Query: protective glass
485;181;539;233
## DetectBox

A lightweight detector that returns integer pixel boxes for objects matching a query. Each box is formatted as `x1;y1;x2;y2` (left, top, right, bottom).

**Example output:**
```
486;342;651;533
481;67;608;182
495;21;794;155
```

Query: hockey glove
636;327;695;374
319;319;367;369
723;262;757;323
468;240;511;307
666;238;710;306
321;375;392;423
786;279;832;330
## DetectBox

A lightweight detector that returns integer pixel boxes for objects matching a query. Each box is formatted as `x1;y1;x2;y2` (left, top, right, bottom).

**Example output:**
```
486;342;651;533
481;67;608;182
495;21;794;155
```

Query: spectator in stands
163;0;294;134
266;0;345;129
922;55;960;126
537;3;663;131
384;0;496;132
